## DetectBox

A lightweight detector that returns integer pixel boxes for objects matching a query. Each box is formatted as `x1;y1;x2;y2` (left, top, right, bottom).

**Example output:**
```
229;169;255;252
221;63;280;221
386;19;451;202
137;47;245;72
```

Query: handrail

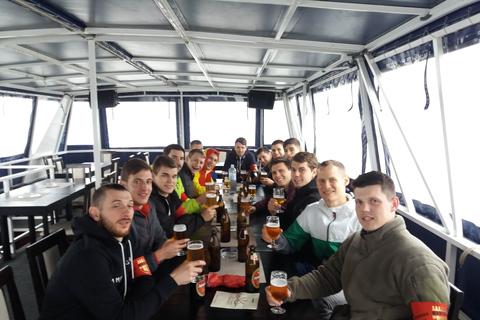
0;165;55;193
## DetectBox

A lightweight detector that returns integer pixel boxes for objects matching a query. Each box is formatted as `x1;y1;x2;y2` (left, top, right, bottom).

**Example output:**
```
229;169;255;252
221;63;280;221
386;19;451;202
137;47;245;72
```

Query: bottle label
250;252;258;261
252;268;260;288
196;276;206;297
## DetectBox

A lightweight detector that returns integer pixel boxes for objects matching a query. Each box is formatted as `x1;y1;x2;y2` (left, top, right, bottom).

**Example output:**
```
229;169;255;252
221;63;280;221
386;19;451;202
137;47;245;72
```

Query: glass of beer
224;176;230;189
241;196;250;212
269;270;288;314
205;193;217;208
260;171;268;186
240;170;247;182
248;184;256;197
206;181;215;192
173;224;188;256
273;187;285;214
266;216;281;249
187;240;205;283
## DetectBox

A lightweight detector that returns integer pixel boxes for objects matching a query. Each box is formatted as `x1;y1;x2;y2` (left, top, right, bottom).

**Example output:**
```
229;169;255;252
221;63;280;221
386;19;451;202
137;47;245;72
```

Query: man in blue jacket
223;137;256;178
39;184;204;320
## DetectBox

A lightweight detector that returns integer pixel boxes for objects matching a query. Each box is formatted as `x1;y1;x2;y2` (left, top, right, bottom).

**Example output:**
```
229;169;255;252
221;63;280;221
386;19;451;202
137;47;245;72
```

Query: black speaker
247;90;275;110
92;90;118;108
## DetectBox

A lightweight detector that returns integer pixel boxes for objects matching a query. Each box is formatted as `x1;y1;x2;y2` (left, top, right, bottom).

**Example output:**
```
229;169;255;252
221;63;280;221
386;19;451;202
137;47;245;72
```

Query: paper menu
210;291;259;310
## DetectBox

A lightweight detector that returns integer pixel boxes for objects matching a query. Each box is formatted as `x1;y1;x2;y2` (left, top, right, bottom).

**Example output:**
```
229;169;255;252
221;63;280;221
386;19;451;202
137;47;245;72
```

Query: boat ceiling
0;0;471;97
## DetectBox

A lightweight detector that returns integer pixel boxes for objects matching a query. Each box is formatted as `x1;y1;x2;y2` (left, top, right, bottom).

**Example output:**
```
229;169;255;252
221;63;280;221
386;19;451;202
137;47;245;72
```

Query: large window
31;99;59;154
378;43;480;227
107;101;177;148
67;101;94;146
189;101;255;147
0;96;32;158
263;100;289;145
313;81;363;178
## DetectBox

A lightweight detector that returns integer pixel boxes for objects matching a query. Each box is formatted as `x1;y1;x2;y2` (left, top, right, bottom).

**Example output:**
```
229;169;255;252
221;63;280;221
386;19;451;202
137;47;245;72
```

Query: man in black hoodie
39;184;204;320
223;137;257;179
266;152;321;230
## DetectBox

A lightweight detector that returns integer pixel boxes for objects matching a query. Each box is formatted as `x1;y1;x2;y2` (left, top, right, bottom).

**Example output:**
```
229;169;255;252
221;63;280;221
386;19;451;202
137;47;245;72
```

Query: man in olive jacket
266;171;449;319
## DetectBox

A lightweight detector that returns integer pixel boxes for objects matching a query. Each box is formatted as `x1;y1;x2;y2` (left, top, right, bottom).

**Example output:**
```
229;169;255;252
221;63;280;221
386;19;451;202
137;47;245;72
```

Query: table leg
28;216;36;243
42;213;50;237
1;216;12;261
66;199;73;220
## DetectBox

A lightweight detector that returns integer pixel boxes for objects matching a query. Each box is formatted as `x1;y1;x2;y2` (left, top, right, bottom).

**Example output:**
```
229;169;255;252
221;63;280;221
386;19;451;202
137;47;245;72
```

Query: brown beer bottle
190;274;206;302
216;194;225;223
220;208;231;242
246;174;252;187
237;223;249;262
208;228;221;272
237;182;245;213
245;245;260;293
236;207;247;238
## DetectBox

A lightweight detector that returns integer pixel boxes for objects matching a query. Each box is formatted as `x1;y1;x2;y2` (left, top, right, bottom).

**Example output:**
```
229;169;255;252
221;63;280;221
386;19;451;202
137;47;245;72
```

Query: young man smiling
273;152;321;230
193;148;220;197
120;158;187;272
223;137;256;177
150;156;216;239
247;157;294;215
267;171;449;320
283;137;302;160
271;139;285;159
178;149;205;198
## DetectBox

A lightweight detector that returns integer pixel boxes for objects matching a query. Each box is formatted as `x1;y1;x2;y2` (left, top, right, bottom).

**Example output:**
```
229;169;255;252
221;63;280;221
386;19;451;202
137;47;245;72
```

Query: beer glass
269;270;288;314
224;176;230;189
187;240;206;283
241;196;251;212
173;224;188;256
240;170;247;182
266;216;281;249
205;193;217;208
248;184;256;197
260;171;268;186
273;187;285;214
205;181;215;192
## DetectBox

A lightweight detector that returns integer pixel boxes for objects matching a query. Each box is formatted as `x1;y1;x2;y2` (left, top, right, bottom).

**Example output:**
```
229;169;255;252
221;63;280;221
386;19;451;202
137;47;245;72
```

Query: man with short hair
120;158;186;272
163;144;205;214
263;160;362;320
284;137;302;160
179;149;206;198
266;171;450;319
223;137;256;175
255;147;274;186
193;148;220;197
273;152;321;230
247;157;294;215
39;184;204;320
150;155;216;238
189;140;203;150
271;139;285;158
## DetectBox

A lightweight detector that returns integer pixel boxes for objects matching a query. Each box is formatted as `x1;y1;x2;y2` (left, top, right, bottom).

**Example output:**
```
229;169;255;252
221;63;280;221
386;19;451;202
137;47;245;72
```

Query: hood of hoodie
295;177;319;196
202;148;220;171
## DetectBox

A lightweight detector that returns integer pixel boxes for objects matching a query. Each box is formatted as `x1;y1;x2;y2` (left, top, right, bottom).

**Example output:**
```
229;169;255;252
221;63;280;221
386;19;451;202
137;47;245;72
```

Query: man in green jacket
266;171;449;319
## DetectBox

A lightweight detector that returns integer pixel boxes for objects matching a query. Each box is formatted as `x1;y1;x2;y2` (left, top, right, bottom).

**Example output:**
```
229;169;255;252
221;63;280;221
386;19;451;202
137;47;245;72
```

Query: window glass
313;81;363;178
107;101;177;148
263;100;289;145
188;101;255;147
31;99;59;154
67;101;94;146
0;96;32;158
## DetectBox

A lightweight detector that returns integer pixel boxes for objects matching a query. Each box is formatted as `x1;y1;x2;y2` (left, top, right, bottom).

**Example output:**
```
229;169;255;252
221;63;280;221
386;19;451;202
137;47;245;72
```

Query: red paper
411;302;448;320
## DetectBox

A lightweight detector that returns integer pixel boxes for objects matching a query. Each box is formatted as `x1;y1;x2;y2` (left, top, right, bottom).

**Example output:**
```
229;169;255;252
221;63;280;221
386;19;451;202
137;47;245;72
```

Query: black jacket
39;214;178;320
178;164;195;198
279;178;320;230
149;185;206;238
223;149;256;174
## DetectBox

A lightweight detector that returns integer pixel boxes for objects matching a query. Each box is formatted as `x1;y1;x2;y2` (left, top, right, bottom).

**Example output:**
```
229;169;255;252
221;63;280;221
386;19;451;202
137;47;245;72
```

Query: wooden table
0;178;93;260
149;187;315;319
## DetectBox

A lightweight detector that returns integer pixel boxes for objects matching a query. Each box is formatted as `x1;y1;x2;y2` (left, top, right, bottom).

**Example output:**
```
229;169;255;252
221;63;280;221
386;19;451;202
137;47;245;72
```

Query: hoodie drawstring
119;242;127;299
128;240;134;280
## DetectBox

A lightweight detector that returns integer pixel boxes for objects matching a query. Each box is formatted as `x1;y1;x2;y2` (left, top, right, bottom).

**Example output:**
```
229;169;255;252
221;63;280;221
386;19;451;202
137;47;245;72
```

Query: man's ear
344;175;350;186
89;206;100;221
391;197;400;212
119;180;126;187
312;167;318;177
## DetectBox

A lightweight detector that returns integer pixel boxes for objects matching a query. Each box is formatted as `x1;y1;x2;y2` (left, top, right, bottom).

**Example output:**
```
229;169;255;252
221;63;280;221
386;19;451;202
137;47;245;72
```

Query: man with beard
39;184;204;320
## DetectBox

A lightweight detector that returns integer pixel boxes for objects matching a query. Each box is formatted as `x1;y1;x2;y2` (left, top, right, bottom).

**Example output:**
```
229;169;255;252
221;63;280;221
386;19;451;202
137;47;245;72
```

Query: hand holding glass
266;216;281;249
269;270;288;314
187;240;205;283
173;224;187;256
273;187;285;214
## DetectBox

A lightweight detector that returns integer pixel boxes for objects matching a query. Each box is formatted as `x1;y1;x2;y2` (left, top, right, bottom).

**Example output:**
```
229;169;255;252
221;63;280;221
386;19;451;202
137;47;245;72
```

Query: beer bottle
190;274;207;302
237;223;249;262
237;182;245;213
246;174;252;187
220;208;231;243
245;245;260;293
236;207;247;238
208;229;221;272
216;194;225;223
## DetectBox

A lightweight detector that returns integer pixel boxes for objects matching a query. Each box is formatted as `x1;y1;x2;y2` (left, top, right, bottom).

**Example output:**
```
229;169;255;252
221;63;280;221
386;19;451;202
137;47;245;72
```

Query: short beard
99;218;131;239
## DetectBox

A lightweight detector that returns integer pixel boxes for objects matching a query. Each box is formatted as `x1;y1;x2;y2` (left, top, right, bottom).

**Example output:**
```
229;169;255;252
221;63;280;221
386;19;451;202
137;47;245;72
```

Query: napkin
208;273;245;288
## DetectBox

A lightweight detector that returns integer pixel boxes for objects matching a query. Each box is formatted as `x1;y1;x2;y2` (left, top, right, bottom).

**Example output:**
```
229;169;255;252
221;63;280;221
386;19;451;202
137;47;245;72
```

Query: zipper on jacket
325;212;337;252
411;276;418;288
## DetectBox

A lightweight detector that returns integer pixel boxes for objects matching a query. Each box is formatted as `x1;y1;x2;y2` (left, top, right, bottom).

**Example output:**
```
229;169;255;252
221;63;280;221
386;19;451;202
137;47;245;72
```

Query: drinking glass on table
248;184;256;197
187;240;205;283
173;224;187;256
266;216;281;249
269;270;288;314
205;181;215;192
273;187;285;214
260;171;268;187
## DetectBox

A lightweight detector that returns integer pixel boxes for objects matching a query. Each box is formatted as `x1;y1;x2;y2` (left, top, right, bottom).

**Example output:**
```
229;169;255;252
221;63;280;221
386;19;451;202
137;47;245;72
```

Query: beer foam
273;195;284;199
207;193;216;198
188;243;203;250
173;224;187;232
271;278;287;287
266;222;280;228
